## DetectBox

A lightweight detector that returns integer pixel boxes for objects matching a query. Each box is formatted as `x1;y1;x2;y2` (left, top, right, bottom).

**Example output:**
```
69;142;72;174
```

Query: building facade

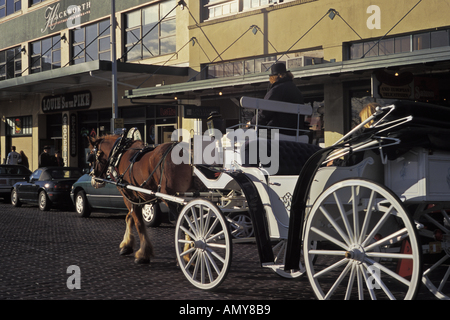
1;0;449;170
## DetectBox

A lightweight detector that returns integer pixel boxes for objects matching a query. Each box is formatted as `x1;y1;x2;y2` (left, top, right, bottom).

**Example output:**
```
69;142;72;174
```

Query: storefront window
6;116;32;136
349;29;450;59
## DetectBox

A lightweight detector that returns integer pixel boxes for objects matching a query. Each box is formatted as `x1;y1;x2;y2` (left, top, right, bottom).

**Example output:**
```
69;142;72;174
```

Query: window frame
71;19;111;65
30;35;61;74
124;0;177;62
0;46;22;81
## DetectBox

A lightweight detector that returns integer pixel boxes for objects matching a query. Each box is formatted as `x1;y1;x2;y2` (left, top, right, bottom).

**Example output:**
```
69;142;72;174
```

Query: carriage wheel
175;199;232;290
420;208;450;300
303;178;422;300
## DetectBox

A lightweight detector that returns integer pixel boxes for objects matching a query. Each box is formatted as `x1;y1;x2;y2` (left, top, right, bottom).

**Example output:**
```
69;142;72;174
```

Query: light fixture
61;34;67;42
328;8;336;20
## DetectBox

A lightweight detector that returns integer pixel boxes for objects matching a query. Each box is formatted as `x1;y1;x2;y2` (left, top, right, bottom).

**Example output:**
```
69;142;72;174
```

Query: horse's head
88;135;118;189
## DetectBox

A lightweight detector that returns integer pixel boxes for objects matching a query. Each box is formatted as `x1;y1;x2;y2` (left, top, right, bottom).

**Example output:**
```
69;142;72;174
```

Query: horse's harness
91;133;178;205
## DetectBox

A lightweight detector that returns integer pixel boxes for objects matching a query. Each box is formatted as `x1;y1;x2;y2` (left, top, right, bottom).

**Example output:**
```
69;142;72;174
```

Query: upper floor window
202;0;294;20
125;0;177;62
0;0;21;19
30;0;45;5
31;35;61;73
0;46;21;81
349;29;450;59
72;20;111;65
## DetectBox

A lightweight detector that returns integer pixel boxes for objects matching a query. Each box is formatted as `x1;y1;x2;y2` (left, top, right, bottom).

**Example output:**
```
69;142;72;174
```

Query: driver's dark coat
250;77;305;135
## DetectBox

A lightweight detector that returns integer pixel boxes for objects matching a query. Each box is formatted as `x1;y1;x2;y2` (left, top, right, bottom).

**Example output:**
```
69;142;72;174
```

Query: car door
19;169;42;202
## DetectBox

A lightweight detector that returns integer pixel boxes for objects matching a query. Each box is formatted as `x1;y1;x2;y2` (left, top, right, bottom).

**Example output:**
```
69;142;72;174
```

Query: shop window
413;33;430;51
349;29;450;60
430;30;449;48
125;0;177;62
0;0;21;18
31;35;61;73
6;116;32;136
72;19;111;65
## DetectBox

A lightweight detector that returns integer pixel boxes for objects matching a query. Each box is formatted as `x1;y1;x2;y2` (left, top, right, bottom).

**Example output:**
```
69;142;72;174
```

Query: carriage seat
241;140;321;175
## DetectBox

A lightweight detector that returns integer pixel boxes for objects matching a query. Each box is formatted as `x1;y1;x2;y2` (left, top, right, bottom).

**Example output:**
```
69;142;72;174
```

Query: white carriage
99;97;450;299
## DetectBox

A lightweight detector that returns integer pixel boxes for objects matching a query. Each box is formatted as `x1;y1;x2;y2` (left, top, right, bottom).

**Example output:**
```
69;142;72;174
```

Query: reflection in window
349;29;450;59
72;20;111;65
0;46;21;80
31;35;61;73
125;0;177;61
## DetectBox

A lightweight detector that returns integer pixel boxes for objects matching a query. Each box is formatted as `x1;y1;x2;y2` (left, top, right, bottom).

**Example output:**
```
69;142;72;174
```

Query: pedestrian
39;146;54;168
250;62;305;137
6;146;21;165
19;151;29;168
54;150;64;167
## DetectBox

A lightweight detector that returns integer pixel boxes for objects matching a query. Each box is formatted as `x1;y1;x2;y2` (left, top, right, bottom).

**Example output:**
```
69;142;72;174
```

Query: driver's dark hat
270;62;287;75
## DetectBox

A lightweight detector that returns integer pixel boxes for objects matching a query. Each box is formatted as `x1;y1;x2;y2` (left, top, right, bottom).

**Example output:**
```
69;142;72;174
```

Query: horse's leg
132;205;154;264
119;210;135;256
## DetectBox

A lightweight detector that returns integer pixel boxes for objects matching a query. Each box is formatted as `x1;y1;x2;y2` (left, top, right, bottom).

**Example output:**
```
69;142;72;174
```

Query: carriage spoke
345;263;357;300
324;262;353;300
365;252;413;260
424;255;450;276
313;258;348;279
319;206;352;247
180;225;197;242
360;264;377;300
423;213;450;233
365;257;411;287
352;186;360;243
361;205;395;248
205;250;222;275
333;192;354;244
311;226;348;250
359;190;377;244
364;227;409;252
362;262;396;300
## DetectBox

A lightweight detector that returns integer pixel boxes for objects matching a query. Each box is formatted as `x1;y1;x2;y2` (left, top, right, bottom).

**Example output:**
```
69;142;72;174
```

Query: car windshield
50;169;83;179
0;166;31;175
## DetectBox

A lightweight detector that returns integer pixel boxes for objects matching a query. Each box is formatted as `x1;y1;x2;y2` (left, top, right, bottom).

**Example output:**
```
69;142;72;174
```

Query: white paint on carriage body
171;128;280;174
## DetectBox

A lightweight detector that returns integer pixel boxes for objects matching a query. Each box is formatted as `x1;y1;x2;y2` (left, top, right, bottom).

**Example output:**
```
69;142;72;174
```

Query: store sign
184;106;220;119
41;1;91;34
70;114;78;157
379;83;413;99
42;91;92;113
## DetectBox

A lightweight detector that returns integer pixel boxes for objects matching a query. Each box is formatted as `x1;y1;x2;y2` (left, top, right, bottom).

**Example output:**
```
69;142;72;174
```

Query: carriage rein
92;136;178;206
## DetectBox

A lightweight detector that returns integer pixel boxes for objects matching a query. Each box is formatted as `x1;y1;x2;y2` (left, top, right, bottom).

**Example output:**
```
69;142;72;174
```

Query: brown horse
89;134;192;264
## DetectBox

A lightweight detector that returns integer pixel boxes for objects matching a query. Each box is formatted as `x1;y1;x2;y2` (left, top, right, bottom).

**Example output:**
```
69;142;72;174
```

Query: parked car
0;165;32;202
70;173;167;227
11;167;83;211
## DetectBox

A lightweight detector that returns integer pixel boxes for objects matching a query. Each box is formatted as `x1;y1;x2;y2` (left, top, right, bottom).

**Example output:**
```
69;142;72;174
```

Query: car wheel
38;190;51;211
11;189;21;207
75;190;91;218
142;202;162;228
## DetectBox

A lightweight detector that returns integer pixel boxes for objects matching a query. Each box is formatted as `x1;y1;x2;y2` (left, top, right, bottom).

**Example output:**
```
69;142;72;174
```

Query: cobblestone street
0;202;437;303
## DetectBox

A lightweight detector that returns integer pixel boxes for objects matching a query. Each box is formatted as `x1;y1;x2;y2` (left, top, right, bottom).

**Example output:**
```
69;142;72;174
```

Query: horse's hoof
134;258;150;264
120;247;133;256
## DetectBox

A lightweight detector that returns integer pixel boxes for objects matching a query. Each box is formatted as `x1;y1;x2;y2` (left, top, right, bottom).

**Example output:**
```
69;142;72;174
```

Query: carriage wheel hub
194;239;207;251
345;245;366;263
